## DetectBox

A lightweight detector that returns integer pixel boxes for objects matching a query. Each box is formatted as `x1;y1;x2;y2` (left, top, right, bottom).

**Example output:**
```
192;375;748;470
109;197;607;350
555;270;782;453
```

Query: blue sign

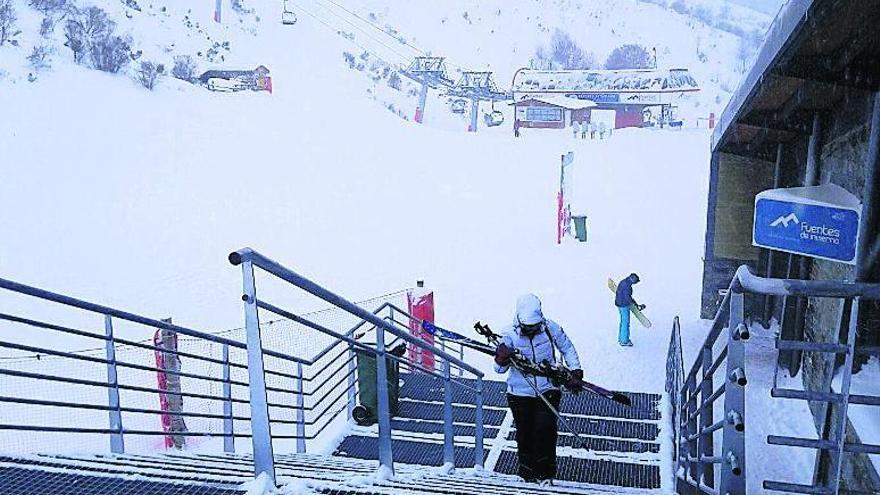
567;92;620;104
753;198;860;264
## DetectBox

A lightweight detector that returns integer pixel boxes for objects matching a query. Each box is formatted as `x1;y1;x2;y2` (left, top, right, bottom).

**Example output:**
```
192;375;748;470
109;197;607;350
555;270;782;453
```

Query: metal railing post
222;343;234;453
375;322;394;475
295;362;306;453
720;290;747;495
442;358;455;469
458;344;464;378
474;377;485;470
240;261;276;484
347;341;356;421
104;315;124;454
685;373;698;485
699;343;714;488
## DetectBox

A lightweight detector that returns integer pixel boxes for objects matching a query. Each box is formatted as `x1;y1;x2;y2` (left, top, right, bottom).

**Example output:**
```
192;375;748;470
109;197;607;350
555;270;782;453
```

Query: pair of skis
421;320;631;407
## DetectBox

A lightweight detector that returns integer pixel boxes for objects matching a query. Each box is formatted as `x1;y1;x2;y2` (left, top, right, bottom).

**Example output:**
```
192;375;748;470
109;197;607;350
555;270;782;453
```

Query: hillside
0;0;775;131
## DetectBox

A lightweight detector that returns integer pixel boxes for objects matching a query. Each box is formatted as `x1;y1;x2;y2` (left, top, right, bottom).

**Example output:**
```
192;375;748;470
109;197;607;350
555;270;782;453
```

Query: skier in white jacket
494;294;582;484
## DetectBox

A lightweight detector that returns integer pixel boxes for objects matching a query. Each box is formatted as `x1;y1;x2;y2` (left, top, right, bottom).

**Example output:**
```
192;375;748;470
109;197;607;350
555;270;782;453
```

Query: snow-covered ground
1;0;856;493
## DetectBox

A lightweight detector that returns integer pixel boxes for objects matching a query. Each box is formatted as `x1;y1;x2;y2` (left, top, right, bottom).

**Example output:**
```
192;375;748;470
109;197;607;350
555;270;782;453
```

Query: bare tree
27;44;53;70
29;0;69;15
90;34;130;73
64;18;86;62
137;60;164;89
171;54;197;81
605;44;654;70
0;0;21;46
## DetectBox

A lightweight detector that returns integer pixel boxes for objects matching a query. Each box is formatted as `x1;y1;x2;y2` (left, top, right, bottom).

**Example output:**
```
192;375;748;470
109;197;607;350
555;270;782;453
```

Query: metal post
764;143;785;326
347;340;356;421
474;377;485;470
415;82;429;124
222;343;234;453
720;291;747;495
826;298;860;491
240;261;276;484
375;323;394;475
685;374;698;485
856;93;880;282
442;359;455;468
104;315;124;454
698;344;714;488
295;362;306;453
468;98;479;132
458;344;464;378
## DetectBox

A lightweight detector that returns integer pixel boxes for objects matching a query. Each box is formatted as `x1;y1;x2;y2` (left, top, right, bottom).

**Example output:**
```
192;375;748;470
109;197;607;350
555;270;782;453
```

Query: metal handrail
671;266;880;495
229;247;486;480
229;248;482;377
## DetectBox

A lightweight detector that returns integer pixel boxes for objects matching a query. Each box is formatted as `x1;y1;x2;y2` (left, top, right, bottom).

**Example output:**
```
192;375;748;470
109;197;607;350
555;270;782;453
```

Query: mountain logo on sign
770;213;800;228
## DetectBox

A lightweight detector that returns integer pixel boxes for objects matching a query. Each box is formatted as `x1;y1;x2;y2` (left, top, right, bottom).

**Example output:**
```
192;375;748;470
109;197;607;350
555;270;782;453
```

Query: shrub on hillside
387;71;401;90
89;34;131;73
605;44;654;70
0;0;21;46
136;60;163;89
171;54;196;81
27;44;53;70
63;18;86;61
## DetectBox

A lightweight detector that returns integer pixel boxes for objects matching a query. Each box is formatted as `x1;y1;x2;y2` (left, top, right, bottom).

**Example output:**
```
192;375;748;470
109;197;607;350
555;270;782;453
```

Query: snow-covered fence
671;266;880;494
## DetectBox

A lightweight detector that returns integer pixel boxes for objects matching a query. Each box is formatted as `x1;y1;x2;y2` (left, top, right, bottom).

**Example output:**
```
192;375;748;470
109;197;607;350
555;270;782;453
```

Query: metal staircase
0;248;666;494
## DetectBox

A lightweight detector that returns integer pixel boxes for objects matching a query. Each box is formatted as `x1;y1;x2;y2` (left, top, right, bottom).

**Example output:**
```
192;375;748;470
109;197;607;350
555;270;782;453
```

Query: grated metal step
399;372;661;420
398;400;506;426
388;418;501;438
494;450;661;489
508;415;658;441
334;435;475;467
0;466;243;495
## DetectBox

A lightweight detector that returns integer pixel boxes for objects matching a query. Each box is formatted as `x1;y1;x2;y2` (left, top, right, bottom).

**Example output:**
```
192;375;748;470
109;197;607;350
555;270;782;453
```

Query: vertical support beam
720;291;747;495
474;377;485;470
222;343;234;453
375;323;394;475
213;0;222;23
468;98;479;133
415;82;429;124
458;344;464;378
763;143;785;326
698;345;714;488
104;315;124;454
804;112;823;187
856;93;880;282
295;362;306;453
442;359;455;469
240;261;276;484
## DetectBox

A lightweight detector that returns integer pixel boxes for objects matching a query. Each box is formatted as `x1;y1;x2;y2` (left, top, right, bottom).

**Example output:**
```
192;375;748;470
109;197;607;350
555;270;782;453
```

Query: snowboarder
589;121;597;139
571;120;580;139
615;273;645;347
581;121;588;139
494;294;583;485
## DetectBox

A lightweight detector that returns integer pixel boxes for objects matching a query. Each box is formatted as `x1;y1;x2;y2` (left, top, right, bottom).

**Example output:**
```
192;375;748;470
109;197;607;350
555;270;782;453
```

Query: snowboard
608;278;652;328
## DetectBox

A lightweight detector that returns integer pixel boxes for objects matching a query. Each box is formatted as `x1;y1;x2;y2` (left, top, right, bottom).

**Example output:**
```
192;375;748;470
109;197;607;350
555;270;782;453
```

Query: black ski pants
507;389;562;481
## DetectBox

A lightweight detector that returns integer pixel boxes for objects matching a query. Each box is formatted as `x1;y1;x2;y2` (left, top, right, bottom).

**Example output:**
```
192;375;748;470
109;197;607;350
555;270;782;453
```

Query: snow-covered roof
512;68;699;93
510;95;596;110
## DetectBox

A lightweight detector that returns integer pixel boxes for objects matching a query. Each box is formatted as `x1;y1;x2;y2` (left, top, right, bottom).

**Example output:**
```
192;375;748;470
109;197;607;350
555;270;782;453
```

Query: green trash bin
572;215;588;242
352;343;406;426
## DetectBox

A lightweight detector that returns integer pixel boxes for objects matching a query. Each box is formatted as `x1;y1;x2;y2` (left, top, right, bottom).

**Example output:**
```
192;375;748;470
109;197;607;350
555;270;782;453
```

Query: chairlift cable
303;0;413;64
312;0;426;56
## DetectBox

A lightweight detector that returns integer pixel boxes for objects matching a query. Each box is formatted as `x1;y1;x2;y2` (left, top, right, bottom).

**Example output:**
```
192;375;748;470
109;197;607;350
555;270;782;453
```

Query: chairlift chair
282;0;297;25
451;99;467;114
484;110;504;127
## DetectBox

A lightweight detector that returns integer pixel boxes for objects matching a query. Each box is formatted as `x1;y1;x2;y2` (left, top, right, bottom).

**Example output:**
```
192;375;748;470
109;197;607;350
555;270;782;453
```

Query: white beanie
516;293;543;325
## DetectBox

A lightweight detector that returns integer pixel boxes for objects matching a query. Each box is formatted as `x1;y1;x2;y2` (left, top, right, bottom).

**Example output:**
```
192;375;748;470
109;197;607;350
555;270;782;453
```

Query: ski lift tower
404;57;454;124
450;71;510;132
